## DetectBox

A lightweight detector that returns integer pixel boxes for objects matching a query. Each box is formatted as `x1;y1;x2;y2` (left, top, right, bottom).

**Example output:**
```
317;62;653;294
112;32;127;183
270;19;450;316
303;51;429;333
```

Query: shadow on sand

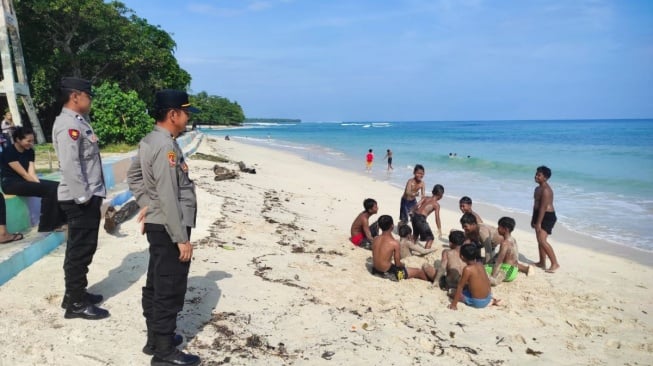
177;270;232;342
88;248;148;302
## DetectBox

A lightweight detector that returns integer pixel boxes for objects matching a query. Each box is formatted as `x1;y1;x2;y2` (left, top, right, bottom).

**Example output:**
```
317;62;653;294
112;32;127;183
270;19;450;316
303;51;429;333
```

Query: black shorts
411;213;434;241
372;264;408;281
532;210;557;235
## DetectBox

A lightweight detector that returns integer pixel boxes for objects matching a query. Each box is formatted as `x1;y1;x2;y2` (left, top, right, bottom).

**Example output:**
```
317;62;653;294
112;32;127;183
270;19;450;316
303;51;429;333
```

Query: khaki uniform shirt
52;108;106;203
127;125;197;243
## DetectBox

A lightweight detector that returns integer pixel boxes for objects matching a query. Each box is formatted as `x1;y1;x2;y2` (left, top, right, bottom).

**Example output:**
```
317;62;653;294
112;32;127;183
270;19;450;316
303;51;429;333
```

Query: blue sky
122;0;652;122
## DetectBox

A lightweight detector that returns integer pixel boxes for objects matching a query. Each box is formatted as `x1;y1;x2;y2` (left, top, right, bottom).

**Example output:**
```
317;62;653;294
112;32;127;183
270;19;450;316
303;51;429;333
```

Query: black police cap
154;89;200;113
60;77;93;96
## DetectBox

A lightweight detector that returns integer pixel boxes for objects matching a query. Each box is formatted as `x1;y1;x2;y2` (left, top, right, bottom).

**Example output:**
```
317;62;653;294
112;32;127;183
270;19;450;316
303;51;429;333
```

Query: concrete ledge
5;195;31;233
0;131;202;287
0;231;64;286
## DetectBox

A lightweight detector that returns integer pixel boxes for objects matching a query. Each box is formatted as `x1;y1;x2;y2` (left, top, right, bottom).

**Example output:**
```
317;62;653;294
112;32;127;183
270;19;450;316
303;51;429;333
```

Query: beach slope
0;137;651;365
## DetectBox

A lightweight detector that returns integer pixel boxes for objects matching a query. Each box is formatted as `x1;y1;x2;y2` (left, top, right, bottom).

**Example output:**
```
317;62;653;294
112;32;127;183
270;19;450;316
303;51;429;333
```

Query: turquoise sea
201;120;653;252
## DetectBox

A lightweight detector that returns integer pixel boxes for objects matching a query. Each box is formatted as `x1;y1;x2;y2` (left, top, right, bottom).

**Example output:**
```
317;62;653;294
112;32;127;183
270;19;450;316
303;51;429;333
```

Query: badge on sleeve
68;129;80;140
167;151;177;167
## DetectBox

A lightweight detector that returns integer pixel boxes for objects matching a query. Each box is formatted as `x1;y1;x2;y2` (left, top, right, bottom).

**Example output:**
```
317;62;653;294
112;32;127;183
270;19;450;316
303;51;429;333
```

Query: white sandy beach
0;137;651;365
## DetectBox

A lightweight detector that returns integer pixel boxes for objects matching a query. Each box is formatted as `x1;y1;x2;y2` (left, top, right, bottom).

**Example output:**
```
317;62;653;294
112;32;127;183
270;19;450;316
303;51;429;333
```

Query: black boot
151;334;200;366
64;302;110;320
143;332;184;355
61;292;103;309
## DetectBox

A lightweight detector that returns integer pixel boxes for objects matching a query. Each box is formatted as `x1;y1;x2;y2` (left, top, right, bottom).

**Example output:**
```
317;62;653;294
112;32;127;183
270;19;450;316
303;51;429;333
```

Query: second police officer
127;90;200;366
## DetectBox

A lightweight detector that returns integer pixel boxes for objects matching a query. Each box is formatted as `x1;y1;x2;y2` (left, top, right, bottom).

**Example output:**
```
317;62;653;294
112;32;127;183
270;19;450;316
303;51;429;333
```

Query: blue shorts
462;288;492;308
399;197;417;223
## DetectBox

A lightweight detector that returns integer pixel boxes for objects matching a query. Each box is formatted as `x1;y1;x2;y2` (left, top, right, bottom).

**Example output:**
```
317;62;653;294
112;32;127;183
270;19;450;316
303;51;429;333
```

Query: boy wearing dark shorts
371;215;435;282
531;166;560;273
399;164;425;224
411;184;444;249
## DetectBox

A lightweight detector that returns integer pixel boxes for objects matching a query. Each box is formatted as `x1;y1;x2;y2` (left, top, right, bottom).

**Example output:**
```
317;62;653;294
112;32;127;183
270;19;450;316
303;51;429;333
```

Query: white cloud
187;0;286;17
248;1;273;11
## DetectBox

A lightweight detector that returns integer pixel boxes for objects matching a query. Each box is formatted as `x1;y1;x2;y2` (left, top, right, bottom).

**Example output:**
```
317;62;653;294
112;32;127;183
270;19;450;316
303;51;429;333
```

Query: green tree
15;0;190;138
191;91;245;126
91;82;152;146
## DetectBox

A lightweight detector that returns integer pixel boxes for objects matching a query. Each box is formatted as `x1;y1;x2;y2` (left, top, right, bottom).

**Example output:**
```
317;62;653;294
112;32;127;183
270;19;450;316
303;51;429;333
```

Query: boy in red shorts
349;198;379;249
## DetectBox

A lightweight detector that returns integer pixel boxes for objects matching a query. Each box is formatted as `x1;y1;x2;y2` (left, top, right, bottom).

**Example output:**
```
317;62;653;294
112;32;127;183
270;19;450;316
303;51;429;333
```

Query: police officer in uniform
127;90;200;366
52;77;109;320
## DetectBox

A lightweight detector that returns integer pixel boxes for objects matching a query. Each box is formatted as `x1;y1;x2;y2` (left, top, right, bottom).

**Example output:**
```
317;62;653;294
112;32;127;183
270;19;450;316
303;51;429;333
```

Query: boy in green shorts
485;217;533;285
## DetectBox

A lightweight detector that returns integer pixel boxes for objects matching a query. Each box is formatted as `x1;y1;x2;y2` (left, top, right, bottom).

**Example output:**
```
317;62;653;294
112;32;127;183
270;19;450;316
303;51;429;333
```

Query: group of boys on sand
349;165;560;310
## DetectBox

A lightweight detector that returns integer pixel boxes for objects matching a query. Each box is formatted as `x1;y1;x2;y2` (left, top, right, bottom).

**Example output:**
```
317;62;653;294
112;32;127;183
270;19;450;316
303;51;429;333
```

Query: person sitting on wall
0;126;66;232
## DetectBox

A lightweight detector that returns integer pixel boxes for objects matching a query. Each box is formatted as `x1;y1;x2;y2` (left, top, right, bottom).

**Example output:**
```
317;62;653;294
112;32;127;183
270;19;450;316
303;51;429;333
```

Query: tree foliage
191;91;245;126
14;0;245;139
15;0;190;136
91;82;152;146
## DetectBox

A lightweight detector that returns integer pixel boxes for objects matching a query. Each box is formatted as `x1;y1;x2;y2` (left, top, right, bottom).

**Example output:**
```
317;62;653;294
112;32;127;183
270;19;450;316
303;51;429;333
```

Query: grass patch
33;142;136;173
100;143;136;153
34;144;57;173
33;143;54;153
36;167;56;174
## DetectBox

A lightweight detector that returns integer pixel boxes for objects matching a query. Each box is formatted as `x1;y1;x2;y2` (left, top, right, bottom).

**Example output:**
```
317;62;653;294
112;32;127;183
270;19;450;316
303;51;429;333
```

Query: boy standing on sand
448;244;500;310
365;149;374;172
411;184;445;248
531;166;560;273
399;164;425;225
436;230;466;291
350;198;379;249
486;217;533;285
372;215;436;282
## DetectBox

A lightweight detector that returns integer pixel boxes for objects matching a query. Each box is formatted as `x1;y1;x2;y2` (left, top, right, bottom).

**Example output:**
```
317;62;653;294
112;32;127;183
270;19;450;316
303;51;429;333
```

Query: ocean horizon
201;119;653;252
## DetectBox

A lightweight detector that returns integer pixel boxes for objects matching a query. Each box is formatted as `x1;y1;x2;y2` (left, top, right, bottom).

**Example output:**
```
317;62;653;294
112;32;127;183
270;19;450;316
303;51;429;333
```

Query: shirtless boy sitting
435;230;466;291
372;215;435;282
458;197;506;252
350;198;379;249
398;224;436;259
459;213;503;264
448;244;501;310
486;217;533;286
411;184;444;249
